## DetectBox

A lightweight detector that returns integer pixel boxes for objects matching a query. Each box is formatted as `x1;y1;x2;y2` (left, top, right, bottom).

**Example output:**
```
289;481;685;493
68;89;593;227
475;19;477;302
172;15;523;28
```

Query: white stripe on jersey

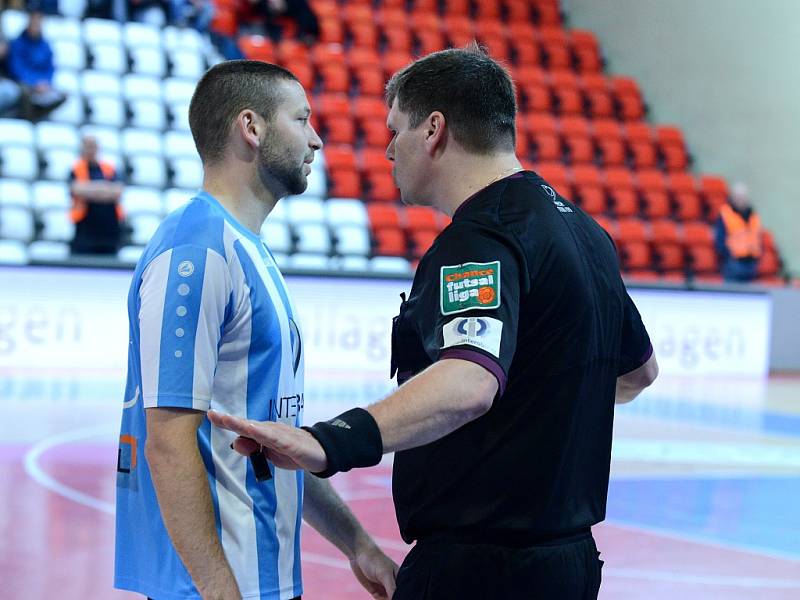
213;225;261;594
236;233;300;596
139;249;171;407
193;249;231;411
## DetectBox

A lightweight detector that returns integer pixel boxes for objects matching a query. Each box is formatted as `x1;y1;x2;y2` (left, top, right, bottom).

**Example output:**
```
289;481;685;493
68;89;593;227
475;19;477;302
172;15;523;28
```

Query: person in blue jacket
7;10;65;119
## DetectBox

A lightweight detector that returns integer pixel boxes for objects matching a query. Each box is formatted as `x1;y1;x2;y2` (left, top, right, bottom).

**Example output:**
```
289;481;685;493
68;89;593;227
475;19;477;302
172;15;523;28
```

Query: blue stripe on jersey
235;241;283;596
249;242;305;597
157;244;208;406
172;197;229;255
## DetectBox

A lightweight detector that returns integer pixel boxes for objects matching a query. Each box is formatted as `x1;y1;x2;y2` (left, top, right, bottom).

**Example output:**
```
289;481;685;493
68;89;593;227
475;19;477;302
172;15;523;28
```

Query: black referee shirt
390;171;652;545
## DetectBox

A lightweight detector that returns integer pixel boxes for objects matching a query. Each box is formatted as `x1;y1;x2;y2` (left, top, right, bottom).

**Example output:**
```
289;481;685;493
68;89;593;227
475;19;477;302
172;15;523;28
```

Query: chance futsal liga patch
442;316;503;357
440;261;501;315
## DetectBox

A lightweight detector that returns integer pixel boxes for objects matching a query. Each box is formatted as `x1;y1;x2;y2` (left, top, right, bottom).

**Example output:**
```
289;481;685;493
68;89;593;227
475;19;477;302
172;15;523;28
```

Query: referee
211;45;658;600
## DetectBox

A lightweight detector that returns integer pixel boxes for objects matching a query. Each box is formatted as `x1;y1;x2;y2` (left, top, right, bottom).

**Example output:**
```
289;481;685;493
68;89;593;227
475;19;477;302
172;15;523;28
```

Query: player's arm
145;408;240;600
303;475;398;599
615;352;658;404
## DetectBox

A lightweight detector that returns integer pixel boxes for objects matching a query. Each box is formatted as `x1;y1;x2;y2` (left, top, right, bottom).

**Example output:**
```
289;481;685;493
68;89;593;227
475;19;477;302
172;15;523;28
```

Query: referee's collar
452;171;528;220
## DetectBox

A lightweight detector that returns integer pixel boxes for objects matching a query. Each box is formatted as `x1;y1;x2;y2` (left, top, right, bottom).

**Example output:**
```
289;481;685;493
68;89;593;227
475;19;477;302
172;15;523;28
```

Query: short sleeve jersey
390;172;652;545
115;192;305;600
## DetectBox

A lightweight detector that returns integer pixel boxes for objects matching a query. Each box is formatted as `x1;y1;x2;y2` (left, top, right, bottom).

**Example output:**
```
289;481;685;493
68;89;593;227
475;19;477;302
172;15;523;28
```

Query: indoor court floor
1;370;798;600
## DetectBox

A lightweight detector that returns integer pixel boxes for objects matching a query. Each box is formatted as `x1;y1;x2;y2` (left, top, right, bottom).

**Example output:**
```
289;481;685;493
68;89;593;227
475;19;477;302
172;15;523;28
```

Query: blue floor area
607;476;800;557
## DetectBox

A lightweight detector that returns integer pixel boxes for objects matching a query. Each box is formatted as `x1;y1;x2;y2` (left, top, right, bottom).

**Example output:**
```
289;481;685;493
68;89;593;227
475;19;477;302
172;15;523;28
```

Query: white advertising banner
0;266;772;384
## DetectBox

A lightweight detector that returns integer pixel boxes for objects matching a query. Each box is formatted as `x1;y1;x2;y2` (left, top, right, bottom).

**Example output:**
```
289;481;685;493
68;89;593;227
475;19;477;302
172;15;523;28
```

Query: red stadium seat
533;0;561;26
352;97;387;123
650;219;681;244
700;174;729;217
527;113;561;162
669;173;702;221
505;0;531;21
348;47;382;70
311;44;346;67
443;0;471;16
594;215;616;237
682;221;714;246
350;22;379;47
474;0;502;19
359;147;392;176
323;115;356;145
239;35;274;62
361;118;392;148
560;116;593;164
617;218;649;243
687;245;718;275
328;168;361;198
405;206;439;232
475;19;505;39
571;30;602;72
653;243;685;272
276;39;310;64
365;172;398;203
319;17;345;44
535;162;570;196
656;125;689;171
592;119;625;167
384;27;414;52
539;27;572;70
514;40;542;66
624;122;657;169
382;51;413;80
605;168;639;217
637;169;671;219
324;145;357;171
619;241;652;271
318;64;350;94
571;163;606;214
611;76;645;121
409;230;438;258
353;67;386;97
373;227;406;256
314;93;351;119
417;30;447;55
368;204;402;229
549;70;583;115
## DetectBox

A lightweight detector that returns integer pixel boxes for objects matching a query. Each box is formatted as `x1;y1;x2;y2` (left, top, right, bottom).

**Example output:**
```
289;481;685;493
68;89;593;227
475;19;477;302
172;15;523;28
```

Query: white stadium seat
117;244;145;265
89;42;127;74
0;239;28;264
288;253;329;270
130;46;167;77
163;26;204;53
122;74;162;101
52;39;86;71
260;220;292;254
325;198;368;227
128;154;167;188
163;78;196;104
86;95;125;127
129;214;162;245
169;156;203;189
122;128;163;156
0;146;37;180
333;224;370;256
1;10;27;40
122;186;163;216
81;70;122;97
53;69;80;94
41;149;77;181
0;119;35;147
168;102;191;131
286;196;325;224
56;0;87;20
163;131;197;159
49;94;85;125
32;181;71;212
329;255;369;272
369;256;412;274
36;121;81;151
163;188;194;213
0;179;31;208
294;223;331;254
170;50;204;79
129;99;167;130
0;206;35;242
28;240;70;261
44;15;82;41
83;18;122;45
123;22;162;49
39;208;75;242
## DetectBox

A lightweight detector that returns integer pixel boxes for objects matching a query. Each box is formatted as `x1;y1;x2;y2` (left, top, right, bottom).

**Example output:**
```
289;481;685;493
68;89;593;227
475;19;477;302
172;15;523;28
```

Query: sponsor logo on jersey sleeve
441;316;503;357
440;261;501;315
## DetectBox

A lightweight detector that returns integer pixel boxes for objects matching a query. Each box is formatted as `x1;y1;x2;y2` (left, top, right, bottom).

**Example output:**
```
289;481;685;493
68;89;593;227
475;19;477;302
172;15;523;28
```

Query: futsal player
210;46;659;599
114;61;397;600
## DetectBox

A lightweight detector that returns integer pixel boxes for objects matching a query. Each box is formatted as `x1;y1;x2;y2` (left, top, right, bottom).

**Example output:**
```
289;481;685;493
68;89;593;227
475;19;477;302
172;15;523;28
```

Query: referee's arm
615;353;659;404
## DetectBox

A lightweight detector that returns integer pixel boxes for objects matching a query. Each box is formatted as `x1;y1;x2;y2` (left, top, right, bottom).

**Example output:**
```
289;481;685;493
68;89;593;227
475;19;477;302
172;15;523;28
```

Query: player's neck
202;166;278;235
435;152;523;216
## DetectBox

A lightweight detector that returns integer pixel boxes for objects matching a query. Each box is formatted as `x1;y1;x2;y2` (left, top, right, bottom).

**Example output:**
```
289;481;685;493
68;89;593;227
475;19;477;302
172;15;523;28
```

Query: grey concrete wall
563;0;800;275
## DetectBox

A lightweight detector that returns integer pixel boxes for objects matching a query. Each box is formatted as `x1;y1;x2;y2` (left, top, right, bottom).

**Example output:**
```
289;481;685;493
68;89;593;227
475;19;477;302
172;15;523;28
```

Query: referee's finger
208;410;255;436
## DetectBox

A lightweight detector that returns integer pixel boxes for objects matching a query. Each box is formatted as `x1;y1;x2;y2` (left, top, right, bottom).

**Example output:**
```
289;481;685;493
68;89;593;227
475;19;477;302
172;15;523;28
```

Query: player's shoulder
138;193;230;272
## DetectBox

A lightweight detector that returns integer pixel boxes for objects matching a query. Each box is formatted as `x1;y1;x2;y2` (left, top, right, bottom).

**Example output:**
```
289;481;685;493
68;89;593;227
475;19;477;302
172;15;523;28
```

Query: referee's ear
424;111;447;156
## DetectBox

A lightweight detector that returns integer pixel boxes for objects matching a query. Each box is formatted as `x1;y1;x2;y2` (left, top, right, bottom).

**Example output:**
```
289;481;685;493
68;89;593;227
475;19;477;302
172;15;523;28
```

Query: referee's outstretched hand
207;411;328;474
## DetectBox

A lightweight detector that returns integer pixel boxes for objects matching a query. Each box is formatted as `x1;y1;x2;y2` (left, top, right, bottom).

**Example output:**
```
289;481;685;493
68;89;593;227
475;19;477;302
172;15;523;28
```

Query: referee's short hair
385;43;517;154
189;60;299;165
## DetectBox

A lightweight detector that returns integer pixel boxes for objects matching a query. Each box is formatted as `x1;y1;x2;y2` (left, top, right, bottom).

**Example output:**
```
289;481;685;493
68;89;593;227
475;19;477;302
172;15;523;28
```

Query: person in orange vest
715;181;762;282
69;135;125;255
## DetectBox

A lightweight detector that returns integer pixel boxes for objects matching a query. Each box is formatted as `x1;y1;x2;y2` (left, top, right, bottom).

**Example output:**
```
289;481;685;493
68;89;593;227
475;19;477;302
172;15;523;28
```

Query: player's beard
257;135;308;198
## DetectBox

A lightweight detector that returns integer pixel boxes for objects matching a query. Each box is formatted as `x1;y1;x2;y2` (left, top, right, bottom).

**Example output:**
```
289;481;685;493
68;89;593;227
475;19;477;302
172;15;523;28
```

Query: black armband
301;408;383;478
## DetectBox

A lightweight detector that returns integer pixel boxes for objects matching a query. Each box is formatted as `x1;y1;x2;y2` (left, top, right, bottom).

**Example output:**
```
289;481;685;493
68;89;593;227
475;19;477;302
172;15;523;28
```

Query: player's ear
235;109;264;152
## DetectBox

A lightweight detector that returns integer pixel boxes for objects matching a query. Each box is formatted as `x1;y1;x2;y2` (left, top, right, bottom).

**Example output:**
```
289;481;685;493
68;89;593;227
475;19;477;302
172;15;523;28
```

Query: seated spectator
26;0;58;13
715;182;762;282
0;30;22;118
208;0;245;60
7;10;66;120
70;136;126;256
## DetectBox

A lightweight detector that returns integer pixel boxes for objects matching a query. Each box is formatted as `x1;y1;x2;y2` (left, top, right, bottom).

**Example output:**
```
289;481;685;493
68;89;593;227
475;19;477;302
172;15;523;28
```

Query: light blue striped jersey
115;191;305;600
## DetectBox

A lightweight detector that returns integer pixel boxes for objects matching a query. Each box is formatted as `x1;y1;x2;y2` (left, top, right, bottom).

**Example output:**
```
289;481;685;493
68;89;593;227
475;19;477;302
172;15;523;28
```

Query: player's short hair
189;60;299;164
385;43;517;154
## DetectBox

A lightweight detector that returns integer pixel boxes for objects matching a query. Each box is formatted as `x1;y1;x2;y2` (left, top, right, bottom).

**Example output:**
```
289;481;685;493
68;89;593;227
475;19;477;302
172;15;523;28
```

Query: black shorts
393;531;603;600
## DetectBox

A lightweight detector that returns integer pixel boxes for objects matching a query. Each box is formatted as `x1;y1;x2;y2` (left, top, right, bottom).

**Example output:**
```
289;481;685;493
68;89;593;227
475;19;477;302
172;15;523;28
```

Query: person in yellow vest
69;135;125;255
715;181;762;282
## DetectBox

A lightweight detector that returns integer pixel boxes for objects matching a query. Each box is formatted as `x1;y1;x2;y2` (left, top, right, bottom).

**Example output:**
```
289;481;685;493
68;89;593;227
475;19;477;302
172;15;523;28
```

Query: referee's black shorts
393;529;603;600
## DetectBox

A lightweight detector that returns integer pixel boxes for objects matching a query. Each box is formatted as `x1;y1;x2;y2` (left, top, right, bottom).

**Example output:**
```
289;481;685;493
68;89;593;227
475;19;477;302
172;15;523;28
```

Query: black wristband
301;408;383;478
